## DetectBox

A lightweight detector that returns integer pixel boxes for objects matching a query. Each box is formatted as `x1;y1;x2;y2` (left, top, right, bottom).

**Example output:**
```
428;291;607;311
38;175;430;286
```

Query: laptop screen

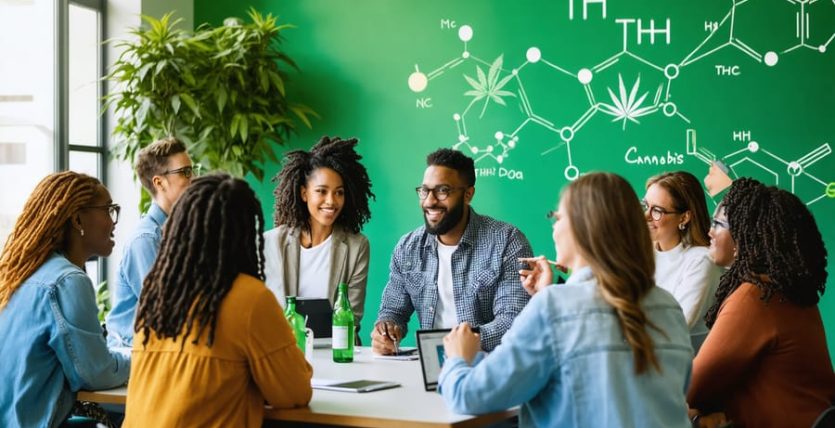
416;329;451;391
295;298;332;338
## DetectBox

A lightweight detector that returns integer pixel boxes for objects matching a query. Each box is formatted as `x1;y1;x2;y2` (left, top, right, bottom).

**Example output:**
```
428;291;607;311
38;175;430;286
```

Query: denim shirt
0;253;130;428
376;208;533;351
106;202;166;347
438;267;693;427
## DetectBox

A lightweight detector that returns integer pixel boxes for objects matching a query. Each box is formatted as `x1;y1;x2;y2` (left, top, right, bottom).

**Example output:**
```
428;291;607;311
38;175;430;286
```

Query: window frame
56;0;109;282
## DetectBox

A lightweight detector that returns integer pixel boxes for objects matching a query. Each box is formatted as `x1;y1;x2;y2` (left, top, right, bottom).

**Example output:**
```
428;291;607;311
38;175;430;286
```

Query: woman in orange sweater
688;178;834;427
124;174;312;427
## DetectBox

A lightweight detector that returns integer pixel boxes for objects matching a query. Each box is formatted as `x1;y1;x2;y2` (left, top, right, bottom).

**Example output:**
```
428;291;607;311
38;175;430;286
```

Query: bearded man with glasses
372;148;533;355
106;137;196;349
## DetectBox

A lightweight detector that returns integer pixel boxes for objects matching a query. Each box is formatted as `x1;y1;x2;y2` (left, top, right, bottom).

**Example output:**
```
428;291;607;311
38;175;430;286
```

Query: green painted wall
194;0;835;352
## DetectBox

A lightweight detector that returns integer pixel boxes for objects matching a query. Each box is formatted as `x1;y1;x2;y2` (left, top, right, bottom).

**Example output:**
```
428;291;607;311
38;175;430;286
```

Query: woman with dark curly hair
687;178;834;427
264;136;374;342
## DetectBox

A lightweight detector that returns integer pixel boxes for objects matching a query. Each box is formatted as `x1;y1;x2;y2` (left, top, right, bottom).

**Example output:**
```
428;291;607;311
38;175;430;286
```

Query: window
0;0;107;282
0;0;56;247
64;0;107;283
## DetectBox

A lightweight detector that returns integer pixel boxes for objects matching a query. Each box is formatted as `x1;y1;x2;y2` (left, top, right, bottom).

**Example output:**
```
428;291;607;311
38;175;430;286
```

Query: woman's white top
297;234;333;299
654;242;723;353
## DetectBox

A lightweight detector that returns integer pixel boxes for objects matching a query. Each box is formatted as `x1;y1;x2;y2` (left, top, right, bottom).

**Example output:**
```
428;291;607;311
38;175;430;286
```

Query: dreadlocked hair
704;178;828;328
272;135;375;234
135;173;265;348
566;172;663;374
0;172;102;311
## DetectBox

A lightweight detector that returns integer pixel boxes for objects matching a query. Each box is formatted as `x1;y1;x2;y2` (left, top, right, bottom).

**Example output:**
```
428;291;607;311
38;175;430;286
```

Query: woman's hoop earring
678;223;686;231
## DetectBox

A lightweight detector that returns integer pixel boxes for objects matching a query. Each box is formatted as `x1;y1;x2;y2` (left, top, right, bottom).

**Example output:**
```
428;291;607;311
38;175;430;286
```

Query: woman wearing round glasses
265;136;374;343
642;171;722;353
0;172;129;427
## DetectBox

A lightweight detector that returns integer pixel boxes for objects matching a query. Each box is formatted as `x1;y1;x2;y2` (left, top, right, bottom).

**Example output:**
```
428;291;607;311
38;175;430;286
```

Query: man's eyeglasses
415;185;468;201
711;218;729;230
163;164;200;179
84;203;121;224
641;200;681;222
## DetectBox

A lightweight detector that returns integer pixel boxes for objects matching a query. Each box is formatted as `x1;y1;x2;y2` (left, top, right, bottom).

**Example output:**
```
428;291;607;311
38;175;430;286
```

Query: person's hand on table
371;321;402;355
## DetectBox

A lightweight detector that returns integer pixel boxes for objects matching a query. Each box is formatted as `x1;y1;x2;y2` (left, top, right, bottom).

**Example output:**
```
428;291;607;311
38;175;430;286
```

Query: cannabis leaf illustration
598;74;660;129
463;55;516;118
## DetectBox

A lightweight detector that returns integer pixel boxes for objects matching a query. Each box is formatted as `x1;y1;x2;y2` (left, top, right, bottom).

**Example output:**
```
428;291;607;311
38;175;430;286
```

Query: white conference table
78;347;517;427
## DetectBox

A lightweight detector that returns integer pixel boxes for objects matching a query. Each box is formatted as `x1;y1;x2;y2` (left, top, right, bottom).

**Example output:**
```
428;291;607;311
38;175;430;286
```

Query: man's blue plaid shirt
376;208;533;351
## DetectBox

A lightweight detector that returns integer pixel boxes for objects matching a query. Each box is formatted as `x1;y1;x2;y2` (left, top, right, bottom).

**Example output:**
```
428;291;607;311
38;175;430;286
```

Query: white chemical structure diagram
406;0;835;188
686;129;835;205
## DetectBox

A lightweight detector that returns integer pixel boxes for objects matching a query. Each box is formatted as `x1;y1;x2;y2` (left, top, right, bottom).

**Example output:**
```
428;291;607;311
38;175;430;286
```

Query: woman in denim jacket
439;172;693;427
0;172;130;427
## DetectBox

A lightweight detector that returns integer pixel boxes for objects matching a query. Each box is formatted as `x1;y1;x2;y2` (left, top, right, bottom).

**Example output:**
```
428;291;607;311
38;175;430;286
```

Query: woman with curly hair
687;178;834;427
265;136;374;342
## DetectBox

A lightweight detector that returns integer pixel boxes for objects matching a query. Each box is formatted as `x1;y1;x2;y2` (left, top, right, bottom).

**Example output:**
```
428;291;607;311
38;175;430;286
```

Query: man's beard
424;200;465;236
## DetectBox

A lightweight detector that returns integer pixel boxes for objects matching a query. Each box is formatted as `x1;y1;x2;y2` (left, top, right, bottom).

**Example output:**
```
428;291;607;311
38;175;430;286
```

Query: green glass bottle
284;296;306;353
332;283;354;363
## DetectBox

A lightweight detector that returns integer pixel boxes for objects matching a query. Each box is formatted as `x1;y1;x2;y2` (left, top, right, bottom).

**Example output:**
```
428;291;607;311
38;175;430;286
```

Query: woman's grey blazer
263;225;370;330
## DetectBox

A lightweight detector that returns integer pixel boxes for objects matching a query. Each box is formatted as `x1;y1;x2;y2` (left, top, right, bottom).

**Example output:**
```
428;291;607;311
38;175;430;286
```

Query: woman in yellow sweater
124;173;312;427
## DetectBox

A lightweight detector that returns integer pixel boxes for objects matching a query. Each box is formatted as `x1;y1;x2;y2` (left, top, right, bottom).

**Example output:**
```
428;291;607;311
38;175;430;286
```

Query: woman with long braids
688;178;834;427
265;136;374;341
123;174;312;426
0;172;129;427
439;173;692;427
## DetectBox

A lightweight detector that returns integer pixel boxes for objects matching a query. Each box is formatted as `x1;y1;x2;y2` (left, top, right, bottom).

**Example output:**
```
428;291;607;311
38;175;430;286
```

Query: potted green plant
105;9;316;202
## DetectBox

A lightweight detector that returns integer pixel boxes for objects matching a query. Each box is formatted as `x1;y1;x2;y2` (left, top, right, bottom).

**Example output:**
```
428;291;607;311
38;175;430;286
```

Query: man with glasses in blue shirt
372;148;533;354
106;137;197;348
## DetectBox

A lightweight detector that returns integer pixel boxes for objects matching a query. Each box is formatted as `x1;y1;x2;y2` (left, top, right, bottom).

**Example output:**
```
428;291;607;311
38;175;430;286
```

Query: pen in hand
518;257;568;273
382;322;401;355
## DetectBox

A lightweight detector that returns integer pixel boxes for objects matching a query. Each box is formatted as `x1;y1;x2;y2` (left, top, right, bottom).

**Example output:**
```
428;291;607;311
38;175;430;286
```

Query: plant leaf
171;94;181;114
598;73;655;129
476;65;488;90
217;87;227;113
487;55;502;88
180;93;201;118
463;74;483;92
231;113;240;137
240;115;249;141
627;75;641;110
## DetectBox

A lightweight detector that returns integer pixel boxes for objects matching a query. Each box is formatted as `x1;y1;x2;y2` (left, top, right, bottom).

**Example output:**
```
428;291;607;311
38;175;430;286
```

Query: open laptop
416;327;480;391
295;298;332;348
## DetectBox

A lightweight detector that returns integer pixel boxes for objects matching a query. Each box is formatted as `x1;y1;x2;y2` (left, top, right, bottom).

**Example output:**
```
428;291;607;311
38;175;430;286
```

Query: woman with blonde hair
439;172;692;427
0;171;129;427
643;171;722;352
